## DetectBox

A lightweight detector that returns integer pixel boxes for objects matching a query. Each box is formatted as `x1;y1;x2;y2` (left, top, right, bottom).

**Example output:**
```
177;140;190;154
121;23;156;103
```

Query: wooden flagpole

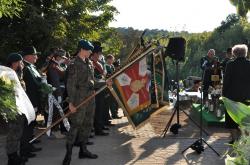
29;45;155;143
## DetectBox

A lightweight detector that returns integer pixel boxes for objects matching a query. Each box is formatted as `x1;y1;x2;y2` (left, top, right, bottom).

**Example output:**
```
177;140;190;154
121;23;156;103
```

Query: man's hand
69;103;77;113
106;79;113;86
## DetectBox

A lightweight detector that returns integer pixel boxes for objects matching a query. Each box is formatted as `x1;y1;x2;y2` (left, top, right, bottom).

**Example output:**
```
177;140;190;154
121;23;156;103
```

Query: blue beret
7;53;23;65
78;39;94;51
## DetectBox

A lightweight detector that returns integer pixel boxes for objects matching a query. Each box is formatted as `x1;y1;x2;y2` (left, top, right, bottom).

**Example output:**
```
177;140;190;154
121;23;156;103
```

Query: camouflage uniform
66;56;104;145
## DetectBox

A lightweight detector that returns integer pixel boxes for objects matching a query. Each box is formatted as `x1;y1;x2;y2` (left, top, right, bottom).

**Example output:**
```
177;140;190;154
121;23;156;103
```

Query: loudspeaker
165;37;186;61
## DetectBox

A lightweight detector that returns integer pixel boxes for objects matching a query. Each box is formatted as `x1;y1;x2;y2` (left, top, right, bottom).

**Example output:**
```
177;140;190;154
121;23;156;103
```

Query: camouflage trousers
66;101;95;146
6;114;25;154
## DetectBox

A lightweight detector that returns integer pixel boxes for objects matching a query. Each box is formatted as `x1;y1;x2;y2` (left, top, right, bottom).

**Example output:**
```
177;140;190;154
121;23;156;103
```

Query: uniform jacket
66;56;105;107
47;64;64;97
104;63;115;78
23;60;42;107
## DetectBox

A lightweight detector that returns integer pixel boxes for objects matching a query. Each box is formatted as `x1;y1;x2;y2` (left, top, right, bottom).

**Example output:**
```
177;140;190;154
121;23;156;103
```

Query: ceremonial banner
115;57;150;115
113;56;161;128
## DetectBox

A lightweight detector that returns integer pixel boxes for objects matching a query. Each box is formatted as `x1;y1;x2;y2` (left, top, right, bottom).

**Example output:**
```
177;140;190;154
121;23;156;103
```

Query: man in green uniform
63;39;111;165
104;54;120;119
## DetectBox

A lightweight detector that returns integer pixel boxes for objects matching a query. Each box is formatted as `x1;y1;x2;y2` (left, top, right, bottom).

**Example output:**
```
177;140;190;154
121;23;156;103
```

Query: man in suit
200;49;217;99
21;46;42;159
223;44;250;143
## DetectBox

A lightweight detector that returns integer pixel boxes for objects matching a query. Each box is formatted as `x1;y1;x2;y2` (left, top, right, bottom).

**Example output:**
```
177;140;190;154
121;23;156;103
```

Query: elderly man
200;49;217;99
223;44;250;143
21;46;42;159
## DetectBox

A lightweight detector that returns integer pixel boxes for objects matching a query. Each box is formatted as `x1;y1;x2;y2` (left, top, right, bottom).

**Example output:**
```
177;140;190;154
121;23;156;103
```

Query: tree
0;0;24;18
216;14;240;33
230;0;250;18
0;0;118;62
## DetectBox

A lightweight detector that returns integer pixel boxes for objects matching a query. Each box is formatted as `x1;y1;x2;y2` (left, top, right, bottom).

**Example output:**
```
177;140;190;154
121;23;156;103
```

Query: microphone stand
181;64;220;156
162;60;209;137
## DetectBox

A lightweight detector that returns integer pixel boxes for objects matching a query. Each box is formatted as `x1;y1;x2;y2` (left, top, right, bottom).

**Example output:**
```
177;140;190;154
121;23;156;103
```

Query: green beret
78;39;94;51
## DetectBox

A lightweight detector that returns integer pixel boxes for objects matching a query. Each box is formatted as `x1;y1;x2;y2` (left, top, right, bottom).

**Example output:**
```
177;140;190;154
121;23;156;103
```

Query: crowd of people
200;44;250;144
3;37;250;165
4;39;121;165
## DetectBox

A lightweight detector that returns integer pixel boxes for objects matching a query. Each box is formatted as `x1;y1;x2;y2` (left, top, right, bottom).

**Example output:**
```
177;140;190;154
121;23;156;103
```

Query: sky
109;0;249;33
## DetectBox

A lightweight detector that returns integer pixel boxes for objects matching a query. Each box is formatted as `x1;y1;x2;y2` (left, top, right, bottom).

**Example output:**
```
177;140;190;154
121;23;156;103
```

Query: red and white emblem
115;58;151;114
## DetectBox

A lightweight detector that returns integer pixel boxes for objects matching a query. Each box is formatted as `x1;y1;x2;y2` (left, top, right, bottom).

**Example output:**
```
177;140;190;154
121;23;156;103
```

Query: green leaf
222;97;250;126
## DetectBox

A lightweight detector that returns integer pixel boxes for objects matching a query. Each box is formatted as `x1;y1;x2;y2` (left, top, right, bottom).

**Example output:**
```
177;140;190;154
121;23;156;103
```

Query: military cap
92;41;102;53
22;46;41;56
54;49;67;59
6;53;23;65
78;39;94;51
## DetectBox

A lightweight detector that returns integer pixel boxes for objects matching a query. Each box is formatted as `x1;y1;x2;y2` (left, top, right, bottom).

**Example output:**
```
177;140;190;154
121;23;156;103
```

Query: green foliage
0;75;18;122
230;0;250;18
40;83;54;95
116;27;142;62
115;13;249;80
99;28;123;56
229;127;250;165
216;14;241;33
0;0;119;63
222;97;250;165
0;0;24;18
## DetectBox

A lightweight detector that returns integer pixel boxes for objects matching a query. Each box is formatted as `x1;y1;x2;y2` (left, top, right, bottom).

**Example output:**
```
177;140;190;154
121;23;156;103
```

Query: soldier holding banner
63;39;112;165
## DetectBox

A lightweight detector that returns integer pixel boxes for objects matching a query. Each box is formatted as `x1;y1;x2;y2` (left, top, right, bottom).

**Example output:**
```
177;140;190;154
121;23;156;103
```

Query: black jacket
23;61;42;107
222;57;250;103
47;64;64;97
200;56;217;88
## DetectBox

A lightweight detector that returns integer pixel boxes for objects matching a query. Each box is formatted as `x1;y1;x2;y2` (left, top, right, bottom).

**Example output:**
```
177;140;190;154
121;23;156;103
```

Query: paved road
0;109;230;165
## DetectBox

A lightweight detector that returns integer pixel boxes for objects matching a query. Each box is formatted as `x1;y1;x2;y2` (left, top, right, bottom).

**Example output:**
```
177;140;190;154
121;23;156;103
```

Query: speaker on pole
165;37;186;61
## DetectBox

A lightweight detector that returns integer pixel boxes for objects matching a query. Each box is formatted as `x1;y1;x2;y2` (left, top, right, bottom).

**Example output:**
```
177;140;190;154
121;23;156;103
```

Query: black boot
62;144;73;165
8;152;25;165
79;144;98;159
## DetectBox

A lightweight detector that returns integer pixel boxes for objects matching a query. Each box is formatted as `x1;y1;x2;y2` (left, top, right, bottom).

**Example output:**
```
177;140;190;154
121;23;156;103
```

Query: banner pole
30;46;155;143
